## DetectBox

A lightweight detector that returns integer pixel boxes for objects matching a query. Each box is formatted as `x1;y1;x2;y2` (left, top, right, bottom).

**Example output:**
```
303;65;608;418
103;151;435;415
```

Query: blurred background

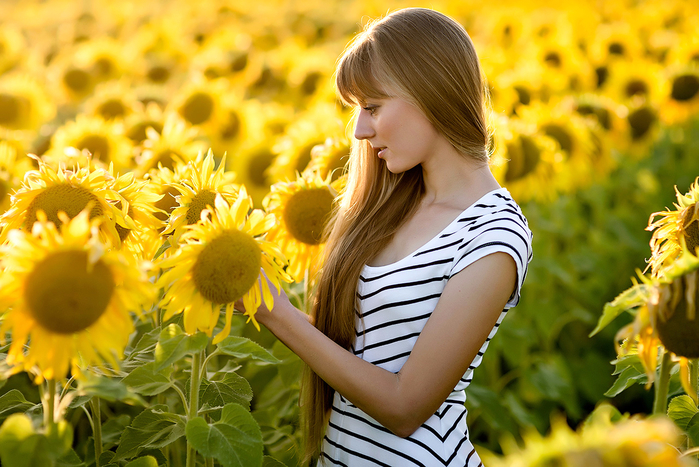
2;0;699;463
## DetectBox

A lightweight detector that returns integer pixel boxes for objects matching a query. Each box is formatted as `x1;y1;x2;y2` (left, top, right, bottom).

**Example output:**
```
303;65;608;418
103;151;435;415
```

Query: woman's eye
363;106;377;115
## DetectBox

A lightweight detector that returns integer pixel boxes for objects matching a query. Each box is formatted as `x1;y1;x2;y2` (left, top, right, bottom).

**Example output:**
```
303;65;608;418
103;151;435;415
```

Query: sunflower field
1;0;699;465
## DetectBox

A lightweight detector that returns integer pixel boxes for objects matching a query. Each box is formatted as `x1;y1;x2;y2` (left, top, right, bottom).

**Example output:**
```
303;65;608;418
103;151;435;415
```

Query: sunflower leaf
122;362;174;396
0;414;73;466
216;336;280;364
263;456;286;467
185;403;263;467
77;374;146;405
154;324;209;372
668;395;699;431
589;283;650;337
0;389;36;422
199;372;254;417
113;405;186;461
604;366;648;397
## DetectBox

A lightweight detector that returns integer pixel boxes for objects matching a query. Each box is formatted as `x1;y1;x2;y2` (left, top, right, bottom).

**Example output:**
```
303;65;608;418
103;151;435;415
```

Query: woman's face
353;95;444;174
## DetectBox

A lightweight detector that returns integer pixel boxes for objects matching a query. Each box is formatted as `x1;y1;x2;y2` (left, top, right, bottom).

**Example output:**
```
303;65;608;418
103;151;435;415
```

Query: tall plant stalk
90;398;103;467
186;350;204;467
653;350;673;415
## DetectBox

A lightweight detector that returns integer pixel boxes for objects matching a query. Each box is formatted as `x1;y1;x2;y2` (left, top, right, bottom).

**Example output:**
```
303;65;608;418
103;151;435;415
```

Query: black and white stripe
321;188;533;467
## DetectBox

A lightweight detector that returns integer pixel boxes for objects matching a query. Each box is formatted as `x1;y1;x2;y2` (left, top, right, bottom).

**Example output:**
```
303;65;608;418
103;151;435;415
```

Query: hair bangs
336;38;390;107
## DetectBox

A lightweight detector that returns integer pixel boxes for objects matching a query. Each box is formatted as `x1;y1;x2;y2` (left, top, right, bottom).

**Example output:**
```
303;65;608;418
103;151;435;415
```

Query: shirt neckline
362;187;508;272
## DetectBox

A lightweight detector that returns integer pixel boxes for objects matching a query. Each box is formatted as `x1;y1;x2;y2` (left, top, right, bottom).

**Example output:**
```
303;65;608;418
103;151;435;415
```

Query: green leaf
217;337;281;364
56;449;86;467
200;372;254;416
604;366;648;397
122;363;173;396
154;324;209;372
125;456;159;467
262;456;286;467
113;405;186;461
0;389;36;422
590;283;649;336
668;395;699;446
77;374;145;405
185;403;263;467
668;395;699;430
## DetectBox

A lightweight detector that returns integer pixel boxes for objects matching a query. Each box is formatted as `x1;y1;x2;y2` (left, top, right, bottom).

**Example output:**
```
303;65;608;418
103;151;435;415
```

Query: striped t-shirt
320;187;533;467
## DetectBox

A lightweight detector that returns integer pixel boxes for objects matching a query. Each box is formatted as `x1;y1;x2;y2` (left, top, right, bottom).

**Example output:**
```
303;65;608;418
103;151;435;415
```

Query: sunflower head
647;179;699;277
264;171;336;282
0;158;122;246
161;149;238;243
157;188;291;342
0;209;154;382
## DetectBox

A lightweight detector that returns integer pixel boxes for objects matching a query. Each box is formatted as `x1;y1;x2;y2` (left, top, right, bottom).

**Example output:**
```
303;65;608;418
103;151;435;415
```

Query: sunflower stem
44;379;57;435
90;398;103;467
653;350;673;415
186;350;204;467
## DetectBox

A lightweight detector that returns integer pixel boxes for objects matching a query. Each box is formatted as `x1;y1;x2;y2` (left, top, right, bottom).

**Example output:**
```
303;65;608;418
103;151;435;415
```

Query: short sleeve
449;212;532;308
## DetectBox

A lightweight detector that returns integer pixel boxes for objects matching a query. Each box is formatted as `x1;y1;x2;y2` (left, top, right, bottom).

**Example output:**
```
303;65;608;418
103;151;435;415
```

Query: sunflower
167;78;229;131
142;159;193;235
156;188;291;341
602;59;665;108
489;114;563;203
588;21;644;66
660;64;699;125
227;143;277;208
306;136;350;182
124;101;165;145
109;168;163;260
263;170;336;282
647;178;699;277
515;101;598;195
0;73;56;131
0;209;154;382
135;112;206;176
0;141;33;215
605;251;699;400
485;406;692;467
207;93;250;157
82;80;141;122
267;103;345;183
44;115;134;171
0;24;26;74
0;158;121;246
162;149;238;243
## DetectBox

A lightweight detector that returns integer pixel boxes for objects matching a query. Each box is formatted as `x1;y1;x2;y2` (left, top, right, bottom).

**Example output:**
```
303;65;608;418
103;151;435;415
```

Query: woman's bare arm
249;251;516;437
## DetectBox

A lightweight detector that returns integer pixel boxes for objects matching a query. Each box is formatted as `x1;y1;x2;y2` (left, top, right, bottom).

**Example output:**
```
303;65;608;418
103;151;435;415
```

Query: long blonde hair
300;8;489;463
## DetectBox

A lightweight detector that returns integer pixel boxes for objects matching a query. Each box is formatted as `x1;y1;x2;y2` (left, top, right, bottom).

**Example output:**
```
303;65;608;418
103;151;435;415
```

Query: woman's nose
354;109;374;140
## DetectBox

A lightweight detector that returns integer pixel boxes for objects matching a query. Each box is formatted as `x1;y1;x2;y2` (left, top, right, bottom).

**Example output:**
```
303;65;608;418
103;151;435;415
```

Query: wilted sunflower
602;251;699;401
162;149;238;243
485;406;694;467
647;179;699;277
0;209;154;382
263;171;336;282
156;188;291;341
44;115;134;171
0;158;121;246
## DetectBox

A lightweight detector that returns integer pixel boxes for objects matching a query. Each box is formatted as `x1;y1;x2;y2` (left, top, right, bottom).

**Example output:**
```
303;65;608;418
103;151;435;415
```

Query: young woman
249;8;533;466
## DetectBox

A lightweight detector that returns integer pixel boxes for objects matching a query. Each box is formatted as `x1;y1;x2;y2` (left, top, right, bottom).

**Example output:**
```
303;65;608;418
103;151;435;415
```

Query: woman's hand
234;272;312;328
